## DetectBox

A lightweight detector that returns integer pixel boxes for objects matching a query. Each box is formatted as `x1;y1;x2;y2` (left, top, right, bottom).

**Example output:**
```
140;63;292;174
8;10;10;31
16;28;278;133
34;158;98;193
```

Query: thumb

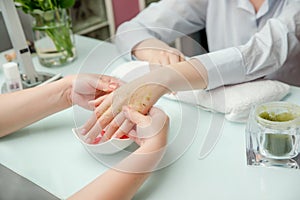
122;106;151;127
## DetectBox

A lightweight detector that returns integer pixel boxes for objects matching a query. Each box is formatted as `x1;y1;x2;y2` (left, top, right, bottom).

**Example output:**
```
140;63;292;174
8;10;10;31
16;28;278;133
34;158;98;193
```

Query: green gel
259;111;295;157
263;134;293;157
259;112;294;122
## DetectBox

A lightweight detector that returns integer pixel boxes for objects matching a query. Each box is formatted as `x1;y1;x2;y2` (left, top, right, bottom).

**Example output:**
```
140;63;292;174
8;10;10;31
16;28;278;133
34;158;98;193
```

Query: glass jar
31;8;77;67
246;102;300;169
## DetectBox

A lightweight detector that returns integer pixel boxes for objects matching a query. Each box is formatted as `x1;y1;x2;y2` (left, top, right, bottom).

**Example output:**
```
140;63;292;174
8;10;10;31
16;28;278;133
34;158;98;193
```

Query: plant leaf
58;0;75;8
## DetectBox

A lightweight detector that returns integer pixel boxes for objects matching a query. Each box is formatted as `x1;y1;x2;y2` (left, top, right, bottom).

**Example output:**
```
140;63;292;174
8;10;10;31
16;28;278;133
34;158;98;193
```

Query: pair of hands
73;38;184;147
71;74;169;149
69;74;120;110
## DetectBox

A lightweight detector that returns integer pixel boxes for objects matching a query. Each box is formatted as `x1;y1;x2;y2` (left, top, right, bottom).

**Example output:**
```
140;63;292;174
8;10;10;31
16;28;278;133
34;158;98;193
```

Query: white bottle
2;62;23;92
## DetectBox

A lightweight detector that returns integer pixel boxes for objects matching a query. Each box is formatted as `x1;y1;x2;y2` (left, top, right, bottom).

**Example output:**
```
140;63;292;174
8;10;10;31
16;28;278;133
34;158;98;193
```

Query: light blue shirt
115;0;300;89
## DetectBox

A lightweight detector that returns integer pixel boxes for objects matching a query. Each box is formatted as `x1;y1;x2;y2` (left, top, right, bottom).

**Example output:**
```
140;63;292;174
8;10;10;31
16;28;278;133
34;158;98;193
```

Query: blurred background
0;0;157;51
0;0;207;56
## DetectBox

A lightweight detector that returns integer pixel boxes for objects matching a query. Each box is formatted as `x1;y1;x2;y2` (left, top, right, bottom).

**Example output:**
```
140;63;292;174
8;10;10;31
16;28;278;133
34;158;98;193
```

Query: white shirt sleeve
115;0;208;59
194;2;300;90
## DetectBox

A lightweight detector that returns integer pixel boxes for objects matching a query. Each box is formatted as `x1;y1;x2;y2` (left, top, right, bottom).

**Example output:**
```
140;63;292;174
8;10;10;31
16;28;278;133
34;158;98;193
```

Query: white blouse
115;0;300;89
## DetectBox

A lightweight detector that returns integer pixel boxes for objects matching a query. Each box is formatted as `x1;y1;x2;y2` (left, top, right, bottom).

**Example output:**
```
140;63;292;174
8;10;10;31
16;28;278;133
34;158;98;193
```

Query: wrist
142;137;167;152
139;119;169;152
60;75;74;107
141;67;180;93
157;60;208;91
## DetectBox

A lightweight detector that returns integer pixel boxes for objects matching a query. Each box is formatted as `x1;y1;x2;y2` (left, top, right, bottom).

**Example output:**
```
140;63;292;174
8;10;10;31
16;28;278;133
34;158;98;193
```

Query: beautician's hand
123;106;169;149
80;78;169;143
67;106;169;200
0;74;120;137
132;38;185;65
68;74;121;110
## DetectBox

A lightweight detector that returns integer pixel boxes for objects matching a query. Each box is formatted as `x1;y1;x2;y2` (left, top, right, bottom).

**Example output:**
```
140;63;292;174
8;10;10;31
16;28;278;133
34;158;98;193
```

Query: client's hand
79;78;169;143
68;74;121;110
133;38;185;65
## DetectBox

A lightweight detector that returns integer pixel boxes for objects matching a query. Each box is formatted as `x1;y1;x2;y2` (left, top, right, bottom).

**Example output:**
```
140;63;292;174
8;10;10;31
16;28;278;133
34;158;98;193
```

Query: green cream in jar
256;102;300;159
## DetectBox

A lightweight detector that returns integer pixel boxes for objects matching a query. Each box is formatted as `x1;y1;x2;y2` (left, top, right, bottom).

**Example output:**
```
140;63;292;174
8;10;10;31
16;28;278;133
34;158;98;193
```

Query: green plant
15;0;76;66
14;0;75;13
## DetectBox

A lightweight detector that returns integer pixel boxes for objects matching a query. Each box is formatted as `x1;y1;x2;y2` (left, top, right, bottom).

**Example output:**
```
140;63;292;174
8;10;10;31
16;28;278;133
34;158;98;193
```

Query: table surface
1;35;300;200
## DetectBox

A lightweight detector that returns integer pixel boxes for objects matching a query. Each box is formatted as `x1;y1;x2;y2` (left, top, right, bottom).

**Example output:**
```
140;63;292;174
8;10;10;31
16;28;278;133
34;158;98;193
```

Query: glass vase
31;8;77;67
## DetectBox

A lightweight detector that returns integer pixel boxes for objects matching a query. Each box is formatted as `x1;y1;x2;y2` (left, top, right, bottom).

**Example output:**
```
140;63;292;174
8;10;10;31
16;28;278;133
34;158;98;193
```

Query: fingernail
101;129;106;136
85;138;92;144
88;100;95;106
81;128;87;135
109;83;118;89
92;137;101;144
120;135;129;139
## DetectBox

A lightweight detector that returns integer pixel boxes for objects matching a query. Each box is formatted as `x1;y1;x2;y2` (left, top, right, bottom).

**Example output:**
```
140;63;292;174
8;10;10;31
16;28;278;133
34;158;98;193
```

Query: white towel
111;61;291;122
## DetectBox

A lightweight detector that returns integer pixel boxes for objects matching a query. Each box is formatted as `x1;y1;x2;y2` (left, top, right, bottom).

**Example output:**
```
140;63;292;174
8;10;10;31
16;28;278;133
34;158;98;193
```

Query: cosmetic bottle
2;62;23;92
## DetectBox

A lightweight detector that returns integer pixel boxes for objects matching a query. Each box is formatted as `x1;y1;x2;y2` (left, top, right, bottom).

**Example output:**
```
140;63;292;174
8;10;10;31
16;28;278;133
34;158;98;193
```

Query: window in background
71;0;110;40
71;0;161;41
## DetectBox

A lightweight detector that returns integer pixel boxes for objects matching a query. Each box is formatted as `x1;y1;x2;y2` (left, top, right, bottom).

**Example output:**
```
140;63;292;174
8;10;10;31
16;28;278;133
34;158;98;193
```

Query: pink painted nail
80;128;87;135
85;138;92;144
92;137;101;144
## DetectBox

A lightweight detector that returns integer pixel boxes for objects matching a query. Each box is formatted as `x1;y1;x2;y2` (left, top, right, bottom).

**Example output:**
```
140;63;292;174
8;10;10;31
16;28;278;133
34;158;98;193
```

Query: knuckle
95;111;102;119
110;122;119;129
99;117;111;127
159;50;166;56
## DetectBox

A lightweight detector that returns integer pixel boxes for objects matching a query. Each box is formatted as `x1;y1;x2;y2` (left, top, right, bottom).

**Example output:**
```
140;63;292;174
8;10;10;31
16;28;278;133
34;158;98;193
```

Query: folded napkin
111;61;291;122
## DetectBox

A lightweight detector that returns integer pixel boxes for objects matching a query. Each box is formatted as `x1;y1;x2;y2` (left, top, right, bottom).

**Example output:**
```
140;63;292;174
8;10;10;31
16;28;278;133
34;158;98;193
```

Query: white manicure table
1;35;300;200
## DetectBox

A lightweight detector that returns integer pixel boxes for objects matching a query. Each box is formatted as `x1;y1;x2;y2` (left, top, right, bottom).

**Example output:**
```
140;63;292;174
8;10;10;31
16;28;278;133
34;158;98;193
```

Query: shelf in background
73;16;108;35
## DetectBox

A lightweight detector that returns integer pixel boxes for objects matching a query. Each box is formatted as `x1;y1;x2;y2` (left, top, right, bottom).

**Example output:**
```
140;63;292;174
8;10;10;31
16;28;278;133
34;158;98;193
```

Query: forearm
68;145;166;200
165;59;208;91
135;59;207;93
0;77;72;137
